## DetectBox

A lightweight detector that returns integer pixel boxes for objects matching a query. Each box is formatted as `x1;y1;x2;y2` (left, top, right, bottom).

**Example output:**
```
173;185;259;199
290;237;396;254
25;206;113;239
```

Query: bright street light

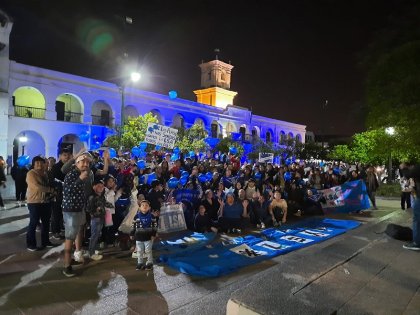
19;135;28;143
385;127;395;135
385;127;395;183
130;71;141;82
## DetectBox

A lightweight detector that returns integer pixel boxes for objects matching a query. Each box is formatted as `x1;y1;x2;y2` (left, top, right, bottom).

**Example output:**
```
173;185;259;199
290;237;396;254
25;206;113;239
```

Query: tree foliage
107;112;159;150
329;128;420;164
363;2;420;161
174;123;208;153
215;136;244;157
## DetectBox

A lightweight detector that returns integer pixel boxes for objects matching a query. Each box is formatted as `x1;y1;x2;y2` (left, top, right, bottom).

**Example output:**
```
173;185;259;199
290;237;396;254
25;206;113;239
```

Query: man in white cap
61;152;92;277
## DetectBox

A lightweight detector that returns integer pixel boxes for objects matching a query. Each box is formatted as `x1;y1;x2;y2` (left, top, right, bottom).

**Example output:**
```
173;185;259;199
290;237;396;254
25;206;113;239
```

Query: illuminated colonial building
0;10;306;162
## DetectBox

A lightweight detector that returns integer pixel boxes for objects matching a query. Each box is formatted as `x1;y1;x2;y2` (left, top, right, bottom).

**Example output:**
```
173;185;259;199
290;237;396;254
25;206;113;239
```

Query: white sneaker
132;251;139;259
261;222;266;229
94;250;102;255
90;253;103;261
74;250;85;263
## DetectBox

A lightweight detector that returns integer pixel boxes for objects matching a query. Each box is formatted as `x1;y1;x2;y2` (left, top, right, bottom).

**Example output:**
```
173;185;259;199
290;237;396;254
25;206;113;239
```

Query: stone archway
92;100;114;127
124;105;139;120
13;130;46;162
56;93;84;123
13;86;46;119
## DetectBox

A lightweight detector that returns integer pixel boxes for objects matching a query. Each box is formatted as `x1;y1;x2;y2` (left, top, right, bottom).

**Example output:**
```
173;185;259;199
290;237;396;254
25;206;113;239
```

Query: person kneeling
130;200;157;270
194;204;218;233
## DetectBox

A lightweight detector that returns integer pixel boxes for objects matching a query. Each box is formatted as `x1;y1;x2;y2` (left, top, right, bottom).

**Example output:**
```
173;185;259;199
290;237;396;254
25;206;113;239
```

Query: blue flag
160;218;361;277
319;180;371;213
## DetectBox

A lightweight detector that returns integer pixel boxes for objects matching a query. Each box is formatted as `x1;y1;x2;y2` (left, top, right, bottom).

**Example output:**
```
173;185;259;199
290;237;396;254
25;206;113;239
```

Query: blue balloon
138;150;147;158
139;142;147;150
169;90;178;99
173;147;180;154
284;172;292;181
319;161;325;167
148;127;153;133
206;171;213;181
285;158;292;166
189;151;195;158
131;146;141;157
181;170;189;177
229;146;238;155
108;148;117;158
180;176;188;186
168;177;179;189
170;154;179;161
137;160;146;169
155;145;161;150
254;172;262;180
138;175;145;184
198;174;207;183
204;137;220;148
17;155;30;167
79;131;90;142
243;143;252;154
147;172;156;185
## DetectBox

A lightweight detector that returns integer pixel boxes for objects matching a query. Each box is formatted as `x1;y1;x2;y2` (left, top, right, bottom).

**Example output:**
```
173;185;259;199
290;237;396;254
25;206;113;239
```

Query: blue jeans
413;198;420;245
27;203;51;247
89;217;103;255
136;240;153;265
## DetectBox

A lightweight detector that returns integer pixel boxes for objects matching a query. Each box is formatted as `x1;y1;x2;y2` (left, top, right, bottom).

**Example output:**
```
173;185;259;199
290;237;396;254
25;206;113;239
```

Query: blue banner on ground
319;180;371;213
160;218;361;277
156;231;217;260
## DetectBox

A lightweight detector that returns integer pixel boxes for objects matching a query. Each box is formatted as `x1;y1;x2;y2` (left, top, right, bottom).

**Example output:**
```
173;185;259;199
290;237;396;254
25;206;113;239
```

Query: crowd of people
0;145;418;277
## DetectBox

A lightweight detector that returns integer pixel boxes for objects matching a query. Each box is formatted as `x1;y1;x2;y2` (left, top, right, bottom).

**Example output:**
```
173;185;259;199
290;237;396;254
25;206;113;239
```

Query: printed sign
280;235;314;244
255;241;284;251
230;244;267;258
158;204;187;233
258;153;274;163
144;123;178;149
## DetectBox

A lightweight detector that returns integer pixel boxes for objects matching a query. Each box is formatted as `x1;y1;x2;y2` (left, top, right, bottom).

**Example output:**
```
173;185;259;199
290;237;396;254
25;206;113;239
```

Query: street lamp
119;71;141;147
19;133;28;155
385;127;395;183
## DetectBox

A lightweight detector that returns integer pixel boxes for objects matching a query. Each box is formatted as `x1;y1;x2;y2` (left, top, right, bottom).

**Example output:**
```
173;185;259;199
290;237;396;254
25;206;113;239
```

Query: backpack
384;223;413;241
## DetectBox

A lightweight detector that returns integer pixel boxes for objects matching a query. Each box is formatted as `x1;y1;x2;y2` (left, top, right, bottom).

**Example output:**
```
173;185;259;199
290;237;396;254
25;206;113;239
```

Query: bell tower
193;50;237;109
0;10;13;158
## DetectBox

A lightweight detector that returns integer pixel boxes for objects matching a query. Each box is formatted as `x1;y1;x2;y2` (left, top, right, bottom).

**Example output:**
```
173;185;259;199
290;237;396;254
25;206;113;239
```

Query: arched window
172;114;184;128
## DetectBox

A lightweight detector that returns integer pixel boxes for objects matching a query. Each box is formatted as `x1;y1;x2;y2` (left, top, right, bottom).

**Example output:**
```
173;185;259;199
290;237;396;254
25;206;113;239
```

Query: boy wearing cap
130;200;157;270
85;179;108;261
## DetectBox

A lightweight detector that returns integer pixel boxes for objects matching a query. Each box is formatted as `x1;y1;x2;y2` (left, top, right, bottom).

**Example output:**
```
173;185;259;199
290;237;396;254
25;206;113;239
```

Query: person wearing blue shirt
218;192;248;233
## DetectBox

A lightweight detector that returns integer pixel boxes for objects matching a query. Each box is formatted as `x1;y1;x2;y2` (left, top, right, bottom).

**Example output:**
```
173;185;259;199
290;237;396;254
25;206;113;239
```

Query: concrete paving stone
18;302;75;315
404;286;420;315
170;276;255;315
127;292;169;315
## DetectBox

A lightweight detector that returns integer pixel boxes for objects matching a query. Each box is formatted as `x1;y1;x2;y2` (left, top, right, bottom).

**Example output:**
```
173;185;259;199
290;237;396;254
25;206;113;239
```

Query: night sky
1;0;404;135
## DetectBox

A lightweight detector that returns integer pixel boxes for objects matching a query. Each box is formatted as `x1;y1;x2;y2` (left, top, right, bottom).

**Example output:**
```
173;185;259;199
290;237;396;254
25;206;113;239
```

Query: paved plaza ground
0;197;419;315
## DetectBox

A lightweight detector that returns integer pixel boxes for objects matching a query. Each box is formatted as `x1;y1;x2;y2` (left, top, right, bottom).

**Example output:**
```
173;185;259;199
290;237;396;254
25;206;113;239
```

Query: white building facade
0;11;306;163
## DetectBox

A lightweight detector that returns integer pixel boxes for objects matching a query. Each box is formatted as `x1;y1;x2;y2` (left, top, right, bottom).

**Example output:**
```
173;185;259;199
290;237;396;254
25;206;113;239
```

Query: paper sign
144;123;178;149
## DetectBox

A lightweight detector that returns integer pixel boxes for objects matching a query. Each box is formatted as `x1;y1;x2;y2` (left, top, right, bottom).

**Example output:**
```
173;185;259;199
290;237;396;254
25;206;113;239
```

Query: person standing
400;163;420;251
400;175;413;210
11;162;29;206
61;153;92;277
50;148;71;239
26;156;56;251
365;166;379;210
0;159;6;210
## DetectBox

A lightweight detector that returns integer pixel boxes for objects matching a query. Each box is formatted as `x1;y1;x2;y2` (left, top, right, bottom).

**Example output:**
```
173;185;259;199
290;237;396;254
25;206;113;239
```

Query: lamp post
119;71;141;147
385;127;395;183
19;133;28;155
